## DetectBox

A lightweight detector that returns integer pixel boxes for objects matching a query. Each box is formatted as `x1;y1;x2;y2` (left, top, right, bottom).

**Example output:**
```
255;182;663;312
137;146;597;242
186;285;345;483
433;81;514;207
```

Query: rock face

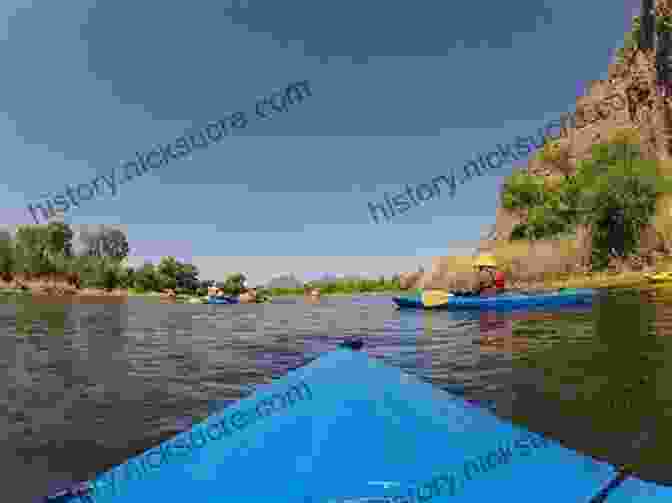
495;12;672;251
399;271;423;290
160;289;177;301
399;6;672;287
238;289;258;303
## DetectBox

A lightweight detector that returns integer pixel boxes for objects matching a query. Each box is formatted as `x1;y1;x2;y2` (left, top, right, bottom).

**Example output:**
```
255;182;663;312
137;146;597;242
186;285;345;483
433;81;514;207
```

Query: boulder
239;289;257;303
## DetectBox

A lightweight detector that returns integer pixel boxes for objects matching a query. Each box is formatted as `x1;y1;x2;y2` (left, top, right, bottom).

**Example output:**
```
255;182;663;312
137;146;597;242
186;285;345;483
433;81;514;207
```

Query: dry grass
651;161;672;251
657;159;672;178
540;270;647;290
489;237;586;283
544;174;565;191
540;140;564;163
430;255;476;273
606;127;640;146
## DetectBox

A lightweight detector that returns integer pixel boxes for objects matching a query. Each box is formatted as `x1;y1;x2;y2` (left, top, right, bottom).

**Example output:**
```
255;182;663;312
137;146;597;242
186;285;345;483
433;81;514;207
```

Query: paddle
421;290;454;307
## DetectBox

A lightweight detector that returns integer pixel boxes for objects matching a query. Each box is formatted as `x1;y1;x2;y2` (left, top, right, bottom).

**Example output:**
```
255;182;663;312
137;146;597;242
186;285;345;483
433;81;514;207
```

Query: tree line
0;223;249;296
0;222;407;297
266;276;403;296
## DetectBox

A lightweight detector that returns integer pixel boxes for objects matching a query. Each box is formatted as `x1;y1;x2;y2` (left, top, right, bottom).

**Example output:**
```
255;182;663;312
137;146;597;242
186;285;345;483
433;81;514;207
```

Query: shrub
134;263;160;292
656;15;672;34
501;171;545;210
588;160;660;269
501;138;669;269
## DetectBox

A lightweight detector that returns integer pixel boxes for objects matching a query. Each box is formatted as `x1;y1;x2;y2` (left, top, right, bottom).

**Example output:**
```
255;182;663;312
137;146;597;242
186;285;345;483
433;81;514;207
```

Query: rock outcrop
400;5;672;288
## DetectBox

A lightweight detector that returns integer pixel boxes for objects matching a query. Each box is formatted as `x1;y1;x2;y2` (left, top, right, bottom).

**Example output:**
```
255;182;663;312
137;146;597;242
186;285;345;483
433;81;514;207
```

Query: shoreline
0;273;662;302
513;270;650;292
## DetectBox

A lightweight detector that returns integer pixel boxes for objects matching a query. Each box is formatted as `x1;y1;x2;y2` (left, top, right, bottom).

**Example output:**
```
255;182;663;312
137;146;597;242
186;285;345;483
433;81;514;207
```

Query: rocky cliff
403;3;672;290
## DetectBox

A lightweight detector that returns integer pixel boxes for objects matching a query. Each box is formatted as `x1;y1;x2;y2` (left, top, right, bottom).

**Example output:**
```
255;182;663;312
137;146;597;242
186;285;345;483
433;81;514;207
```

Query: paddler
472;253;505;296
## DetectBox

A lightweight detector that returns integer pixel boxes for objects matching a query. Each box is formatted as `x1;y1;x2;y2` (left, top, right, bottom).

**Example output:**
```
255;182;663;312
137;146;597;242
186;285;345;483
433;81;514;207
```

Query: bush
587;160;660;269
134;263;160;292
501;171;546;210
510;223;531;241
656;15;672;34
501;138;670;269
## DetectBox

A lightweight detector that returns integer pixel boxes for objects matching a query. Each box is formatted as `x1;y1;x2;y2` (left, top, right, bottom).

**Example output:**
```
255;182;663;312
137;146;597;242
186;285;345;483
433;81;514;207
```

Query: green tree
223;273;246;295
15;225;51;276
656;15;672;34
94;258;123;291
0;233;14;281
157;257;179;278
134;262;159;292
69;255;102;288
501;171;546;211
586;159;661;269
117;266;136;289
156;257;180;290
46;222;74;258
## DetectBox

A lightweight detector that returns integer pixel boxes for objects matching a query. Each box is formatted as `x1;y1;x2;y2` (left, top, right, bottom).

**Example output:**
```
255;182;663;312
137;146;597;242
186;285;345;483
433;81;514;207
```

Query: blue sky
0;0;641;285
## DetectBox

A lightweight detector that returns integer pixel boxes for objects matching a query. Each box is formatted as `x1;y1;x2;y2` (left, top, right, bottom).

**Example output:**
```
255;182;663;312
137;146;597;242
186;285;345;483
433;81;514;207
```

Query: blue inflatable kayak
393;288;596;311
205;295;238;304
45;341;670;503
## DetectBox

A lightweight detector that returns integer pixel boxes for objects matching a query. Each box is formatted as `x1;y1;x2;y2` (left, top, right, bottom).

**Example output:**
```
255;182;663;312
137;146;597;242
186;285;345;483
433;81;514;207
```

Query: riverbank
507;270;650;292
270;290;405;297
0;279;190;300
0;274;664;302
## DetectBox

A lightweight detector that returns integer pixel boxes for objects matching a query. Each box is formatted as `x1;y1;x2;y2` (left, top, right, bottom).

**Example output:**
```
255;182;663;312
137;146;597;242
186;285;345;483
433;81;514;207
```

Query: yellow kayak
645;271;672;283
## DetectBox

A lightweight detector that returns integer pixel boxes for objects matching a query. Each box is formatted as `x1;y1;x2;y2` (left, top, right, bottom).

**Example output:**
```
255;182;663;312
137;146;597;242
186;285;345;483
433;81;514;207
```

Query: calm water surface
2;289;672;501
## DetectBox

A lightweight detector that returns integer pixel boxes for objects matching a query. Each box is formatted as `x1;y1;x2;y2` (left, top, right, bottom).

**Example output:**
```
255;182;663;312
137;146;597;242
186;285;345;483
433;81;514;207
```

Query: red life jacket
494;271;505;289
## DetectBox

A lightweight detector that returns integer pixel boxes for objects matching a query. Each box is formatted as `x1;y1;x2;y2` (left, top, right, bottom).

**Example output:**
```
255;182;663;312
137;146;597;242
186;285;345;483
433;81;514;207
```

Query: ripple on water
4;291;672;501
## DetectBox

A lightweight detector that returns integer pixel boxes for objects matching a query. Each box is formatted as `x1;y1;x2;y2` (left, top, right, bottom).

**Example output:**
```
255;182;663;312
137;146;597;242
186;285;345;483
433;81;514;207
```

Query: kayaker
473;254;505;296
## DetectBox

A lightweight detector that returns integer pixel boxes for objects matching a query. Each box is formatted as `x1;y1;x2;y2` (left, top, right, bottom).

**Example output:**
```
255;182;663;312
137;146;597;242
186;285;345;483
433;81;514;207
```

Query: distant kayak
205;296;239;305
393;288;596;310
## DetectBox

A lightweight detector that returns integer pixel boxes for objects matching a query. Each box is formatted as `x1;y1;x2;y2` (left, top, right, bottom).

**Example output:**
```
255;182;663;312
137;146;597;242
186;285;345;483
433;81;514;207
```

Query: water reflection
4;291;672;503
501;291;672;484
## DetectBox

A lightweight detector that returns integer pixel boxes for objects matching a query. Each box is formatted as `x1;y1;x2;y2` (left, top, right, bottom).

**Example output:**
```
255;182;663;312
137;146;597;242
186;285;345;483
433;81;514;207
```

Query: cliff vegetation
403;3;672;290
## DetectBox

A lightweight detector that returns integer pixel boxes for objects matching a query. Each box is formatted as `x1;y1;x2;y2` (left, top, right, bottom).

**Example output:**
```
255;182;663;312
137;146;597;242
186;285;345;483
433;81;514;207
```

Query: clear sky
0;0;640;285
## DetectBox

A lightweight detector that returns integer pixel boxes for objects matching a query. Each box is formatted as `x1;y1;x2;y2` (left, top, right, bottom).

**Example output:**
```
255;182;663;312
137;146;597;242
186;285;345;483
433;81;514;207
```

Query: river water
2;289;671;501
